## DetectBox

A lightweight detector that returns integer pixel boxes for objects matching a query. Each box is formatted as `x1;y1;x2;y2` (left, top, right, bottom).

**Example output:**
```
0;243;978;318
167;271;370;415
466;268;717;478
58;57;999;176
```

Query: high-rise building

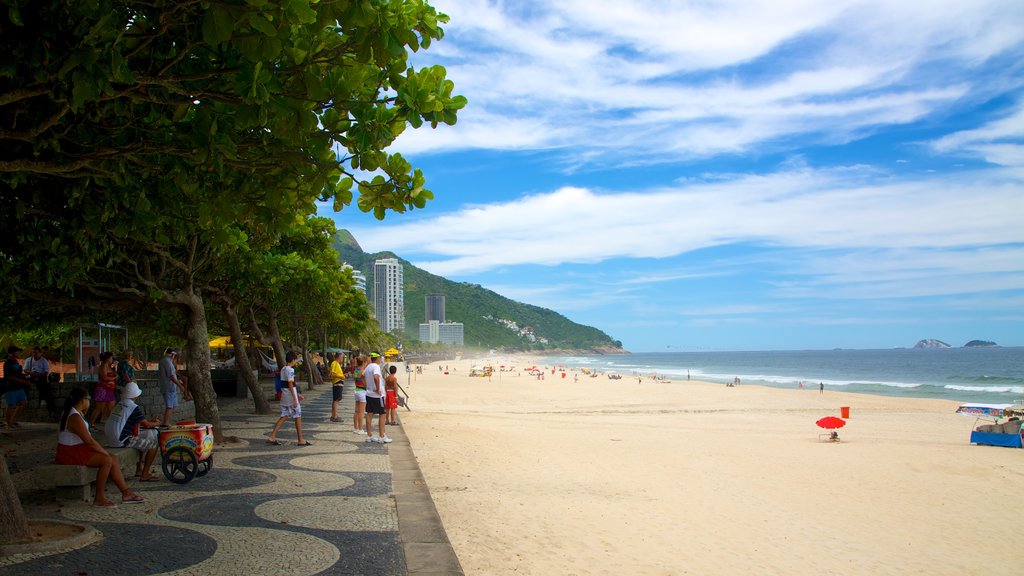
425;294;445;323
419;320;464;346
341;263;367;294
373;258;404;333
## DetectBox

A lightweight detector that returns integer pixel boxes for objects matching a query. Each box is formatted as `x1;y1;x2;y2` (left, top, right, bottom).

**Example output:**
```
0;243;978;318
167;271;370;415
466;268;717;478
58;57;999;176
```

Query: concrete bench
38;448;141;502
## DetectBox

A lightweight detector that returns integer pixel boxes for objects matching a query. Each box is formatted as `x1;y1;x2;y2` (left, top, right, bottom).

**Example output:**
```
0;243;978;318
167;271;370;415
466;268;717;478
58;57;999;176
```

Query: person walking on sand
267;352;311;446
329;352;346;422
363;353;391;443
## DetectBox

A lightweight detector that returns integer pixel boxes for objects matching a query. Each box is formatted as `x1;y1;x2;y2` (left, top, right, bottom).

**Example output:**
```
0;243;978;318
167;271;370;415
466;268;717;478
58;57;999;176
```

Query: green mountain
334;232;625;353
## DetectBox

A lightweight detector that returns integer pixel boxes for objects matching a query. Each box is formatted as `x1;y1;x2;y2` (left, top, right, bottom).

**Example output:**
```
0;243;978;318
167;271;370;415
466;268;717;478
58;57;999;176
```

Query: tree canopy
1;0;464;539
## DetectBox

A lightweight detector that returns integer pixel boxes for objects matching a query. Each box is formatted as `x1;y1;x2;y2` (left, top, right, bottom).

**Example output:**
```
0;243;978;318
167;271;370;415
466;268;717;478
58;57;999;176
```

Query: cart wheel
197;455;213;477
162;447;198;484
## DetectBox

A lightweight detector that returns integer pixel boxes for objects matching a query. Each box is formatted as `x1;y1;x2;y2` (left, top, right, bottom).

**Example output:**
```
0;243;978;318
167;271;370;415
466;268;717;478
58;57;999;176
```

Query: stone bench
38;448;141;502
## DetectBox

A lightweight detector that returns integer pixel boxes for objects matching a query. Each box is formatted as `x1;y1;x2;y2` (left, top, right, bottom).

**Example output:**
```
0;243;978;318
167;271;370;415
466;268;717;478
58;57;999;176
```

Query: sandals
122;494;146;504
266;439;282;445
138;475;160;482
295;441;313;447
95;500;118;508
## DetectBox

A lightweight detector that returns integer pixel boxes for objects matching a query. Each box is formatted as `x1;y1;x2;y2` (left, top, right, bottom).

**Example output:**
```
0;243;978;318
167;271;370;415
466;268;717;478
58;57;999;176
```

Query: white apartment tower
373;258;404;333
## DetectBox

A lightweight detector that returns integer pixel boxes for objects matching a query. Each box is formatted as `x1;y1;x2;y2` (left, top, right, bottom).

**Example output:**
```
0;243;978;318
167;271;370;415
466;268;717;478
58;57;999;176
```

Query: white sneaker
378;435;393;444
353;429;365;435
365;436;376;443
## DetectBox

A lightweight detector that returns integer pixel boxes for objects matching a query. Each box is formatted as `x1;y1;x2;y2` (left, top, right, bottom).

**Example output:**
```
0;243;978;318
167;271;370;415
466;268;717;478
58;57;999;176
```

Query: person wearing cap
104;381;162;481
4;345;32;429
363;352;391;443
158;347;189;426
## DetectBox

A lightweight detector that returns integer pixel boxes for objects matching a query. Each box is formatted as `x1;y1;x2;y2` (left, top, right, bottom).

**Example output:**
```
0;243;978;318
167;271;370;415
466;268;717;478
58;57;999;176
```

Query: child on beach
385;365;399;426
267;352;311;446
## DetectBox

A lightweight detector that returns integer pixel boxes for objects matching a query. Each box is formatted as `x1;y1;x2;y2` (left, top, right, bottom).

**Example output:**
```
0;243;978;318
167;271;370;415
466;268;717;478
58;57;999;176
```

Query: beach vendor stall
956;403;1024;448
160;421;215;483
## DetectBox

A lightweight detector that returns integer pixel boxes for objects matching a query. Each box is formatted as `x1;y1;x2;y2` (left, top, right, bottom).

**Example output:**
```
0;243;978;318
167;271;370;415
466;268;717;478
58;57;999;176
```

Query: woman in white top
56;387;145;507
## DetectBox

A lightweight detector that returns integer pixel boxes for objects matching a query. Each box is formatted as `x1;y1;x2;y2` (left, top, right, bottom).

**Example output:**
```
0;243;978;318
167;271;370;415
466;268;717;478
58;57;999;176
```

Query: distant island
914;339;998;349
963;340;998;348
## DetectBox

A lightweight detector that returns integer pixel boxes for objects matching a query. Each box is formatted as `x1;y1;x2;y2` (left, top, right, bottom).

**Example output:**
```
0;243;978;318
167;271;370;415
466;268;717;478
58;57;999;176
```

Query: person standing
363;353;390;443
25;346;57;416
819;382;824;394
117;349;138;389
88;351;117;429
3;345;32;429
384;365;399;426
329;352;346;422
158;348;189;426
352;355;368;435
267;352;311;446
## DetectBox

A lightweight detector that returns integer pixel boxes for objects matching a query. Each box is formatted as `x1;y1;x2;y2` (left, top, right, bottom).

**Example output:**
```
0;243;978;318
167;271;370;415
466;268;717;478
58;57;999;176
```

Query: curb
0;519;100;556
388;420;464;576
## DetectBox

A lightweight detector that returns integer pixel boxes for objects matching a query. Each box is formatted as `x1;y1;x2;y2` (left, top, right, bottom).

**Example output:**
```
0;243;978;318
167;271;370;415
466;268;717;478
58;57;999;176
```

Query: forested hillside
334;232;624;352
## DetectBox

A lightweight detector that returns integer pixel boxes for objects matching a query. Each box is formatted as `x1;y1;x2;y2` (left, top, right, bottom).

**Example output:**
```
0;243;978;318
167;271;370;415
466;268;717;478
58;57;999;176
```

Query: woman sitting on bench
56;387;146;507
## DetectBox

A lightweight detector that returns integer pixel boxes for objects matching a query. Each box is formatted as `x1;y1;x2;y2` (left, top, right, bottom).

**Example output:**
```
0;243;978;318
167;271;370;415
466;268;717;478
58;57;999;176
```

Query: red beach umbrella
816;416;846;429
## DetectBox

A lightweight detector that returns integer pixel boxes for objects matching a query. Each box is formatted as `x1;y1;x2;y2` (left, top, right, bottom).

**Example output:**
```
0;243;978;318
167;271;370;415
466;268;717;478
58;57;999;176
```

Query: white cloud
403;0;1024;163
931;101;1024;166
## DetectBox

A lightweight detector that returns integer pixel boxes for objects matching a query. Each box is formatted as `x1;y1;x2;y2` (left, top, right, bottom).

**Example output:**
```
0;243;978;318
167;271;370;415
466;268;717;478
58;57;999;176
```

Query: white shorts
280;404;301;419
354;389;366;403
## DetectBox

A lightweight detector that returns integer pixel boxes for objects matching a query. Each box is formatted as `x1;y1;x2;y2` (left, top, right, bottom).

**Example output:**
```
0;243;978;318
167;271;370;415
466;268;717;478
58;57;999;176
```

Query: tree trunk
181;292;223;440
266;312;287;375
0;457;29;543
224;301;270;414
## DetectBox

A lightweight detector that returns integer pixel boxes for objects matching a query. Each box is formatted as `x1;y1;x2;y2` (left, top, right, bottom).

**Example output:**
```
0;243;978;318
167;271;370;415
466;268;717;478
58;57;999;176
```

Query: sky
325;0;1024;352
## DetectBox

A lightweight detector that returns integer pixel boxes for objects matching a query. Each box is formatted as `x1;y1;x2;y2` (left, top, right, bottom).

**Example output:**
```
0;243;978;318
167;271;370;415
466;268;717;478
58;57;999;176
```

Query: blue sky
325;0;1024;352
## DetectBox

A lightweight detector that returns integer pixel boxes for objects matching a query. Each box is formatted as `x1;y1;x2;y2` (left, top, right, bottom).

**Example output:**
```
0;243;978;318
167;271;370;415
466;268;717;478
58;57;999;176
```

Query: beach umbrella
816;416;846;429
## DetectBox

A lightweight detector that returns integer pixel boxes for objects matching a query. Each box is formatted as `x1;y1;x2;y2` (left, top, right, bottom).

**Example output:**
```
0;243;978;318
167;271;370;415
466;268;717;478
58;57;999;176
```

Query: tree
1;0;463;530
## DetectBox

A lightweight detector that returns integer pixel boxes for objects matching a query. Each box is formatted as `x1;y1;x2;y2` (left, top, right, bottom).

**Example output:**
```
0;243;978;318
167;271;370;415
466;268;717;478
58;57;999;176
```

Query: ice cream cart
159;421;215;483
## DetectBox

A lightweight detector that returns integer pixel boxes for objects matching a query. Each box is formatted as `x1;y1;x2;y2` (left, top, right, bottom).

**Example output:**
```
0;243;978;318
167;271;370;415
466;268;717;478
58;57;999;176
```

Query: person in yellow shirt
329;352;347;422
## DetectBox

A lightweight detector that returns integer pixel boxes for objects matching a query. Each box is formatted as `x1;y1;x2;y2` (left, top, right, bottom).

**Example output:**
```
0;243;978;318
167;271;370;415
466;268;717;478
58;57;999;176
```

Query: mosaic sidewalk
0;382;461;576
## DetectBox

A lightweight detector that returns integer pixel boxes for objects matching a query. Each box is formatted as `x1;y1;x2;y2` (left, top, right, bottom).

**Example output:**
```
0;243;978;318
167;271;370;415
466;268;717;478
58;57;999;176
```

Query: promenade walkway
0;381;462;576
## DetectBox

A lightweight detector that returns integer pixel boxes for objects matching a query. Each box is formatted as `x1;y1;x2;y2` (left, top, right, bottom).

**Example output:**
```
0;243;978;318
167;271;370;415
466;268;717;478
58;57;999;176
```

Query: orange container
840;406;850;418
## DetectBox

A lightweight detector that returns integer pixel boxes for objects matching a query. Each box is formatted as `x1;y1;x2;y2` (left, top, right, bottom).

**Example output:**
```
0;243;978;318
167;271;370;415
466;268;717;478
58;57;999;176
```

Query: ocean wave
945;384;1024;394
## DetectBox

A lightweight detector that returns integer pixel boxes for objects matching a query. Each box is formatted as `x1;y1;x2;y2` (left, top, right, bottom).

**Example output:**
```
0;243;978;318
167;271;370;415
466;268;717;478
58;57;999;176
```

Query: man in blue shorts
158;348;189;425
4;346;32;429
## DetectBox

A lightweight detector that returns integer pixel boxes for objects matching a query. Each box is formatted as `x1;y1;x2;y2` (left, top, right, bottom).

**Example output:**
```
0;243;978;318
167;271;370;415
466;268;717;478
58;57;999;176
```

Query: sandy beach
399;355;1023;576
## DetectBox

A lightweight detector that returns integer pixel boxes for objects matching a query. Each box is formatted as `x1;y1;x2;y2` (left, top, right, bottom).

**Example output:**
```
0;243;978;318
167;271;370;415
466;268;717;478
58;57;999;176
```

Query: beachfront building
425;293;445;323
373;258;404;333
341;263;367;294
419;320;464;346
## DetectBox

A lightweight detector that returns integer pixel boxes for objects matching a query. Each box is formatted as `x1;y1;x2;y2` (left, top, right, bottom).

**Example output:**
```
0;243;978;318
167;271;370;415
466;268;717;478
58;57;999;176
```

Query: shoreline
400;354;1023;575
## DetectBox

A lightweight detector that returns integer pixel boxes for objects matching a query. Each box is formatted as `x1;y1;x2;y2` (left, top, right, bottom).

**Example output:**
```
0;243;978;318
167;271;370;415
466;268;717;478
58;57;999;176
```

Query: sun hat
369;352;381;358
165;347;177;355
124;382;143;399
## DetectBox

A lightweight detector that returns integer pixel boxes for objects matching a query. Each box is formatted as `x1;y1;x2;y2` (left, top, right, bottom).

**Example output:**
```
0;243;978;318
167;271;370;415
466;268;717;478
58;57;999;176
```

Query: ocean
547;347;1024;405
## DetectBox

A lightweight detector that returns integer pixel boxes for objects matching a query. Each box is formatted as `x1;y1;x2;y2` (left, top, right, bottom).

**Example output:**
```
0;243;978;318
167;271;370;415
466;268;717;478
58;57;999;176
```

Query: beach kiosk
956;404;1024;448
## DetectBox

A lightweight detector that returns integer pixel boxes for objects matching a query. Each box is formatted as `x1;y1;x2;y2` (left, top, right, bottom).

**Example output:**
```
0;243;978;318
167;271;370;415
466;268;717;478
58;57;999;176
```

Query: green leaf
8;5;23;26
202;5;235;46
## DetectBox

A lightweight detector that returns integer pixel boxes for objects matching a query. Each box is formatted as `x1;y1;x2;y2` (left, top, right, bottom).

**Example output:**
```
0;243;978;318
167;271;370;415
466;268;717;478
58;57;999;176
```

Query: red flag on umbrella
816;416;846;429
